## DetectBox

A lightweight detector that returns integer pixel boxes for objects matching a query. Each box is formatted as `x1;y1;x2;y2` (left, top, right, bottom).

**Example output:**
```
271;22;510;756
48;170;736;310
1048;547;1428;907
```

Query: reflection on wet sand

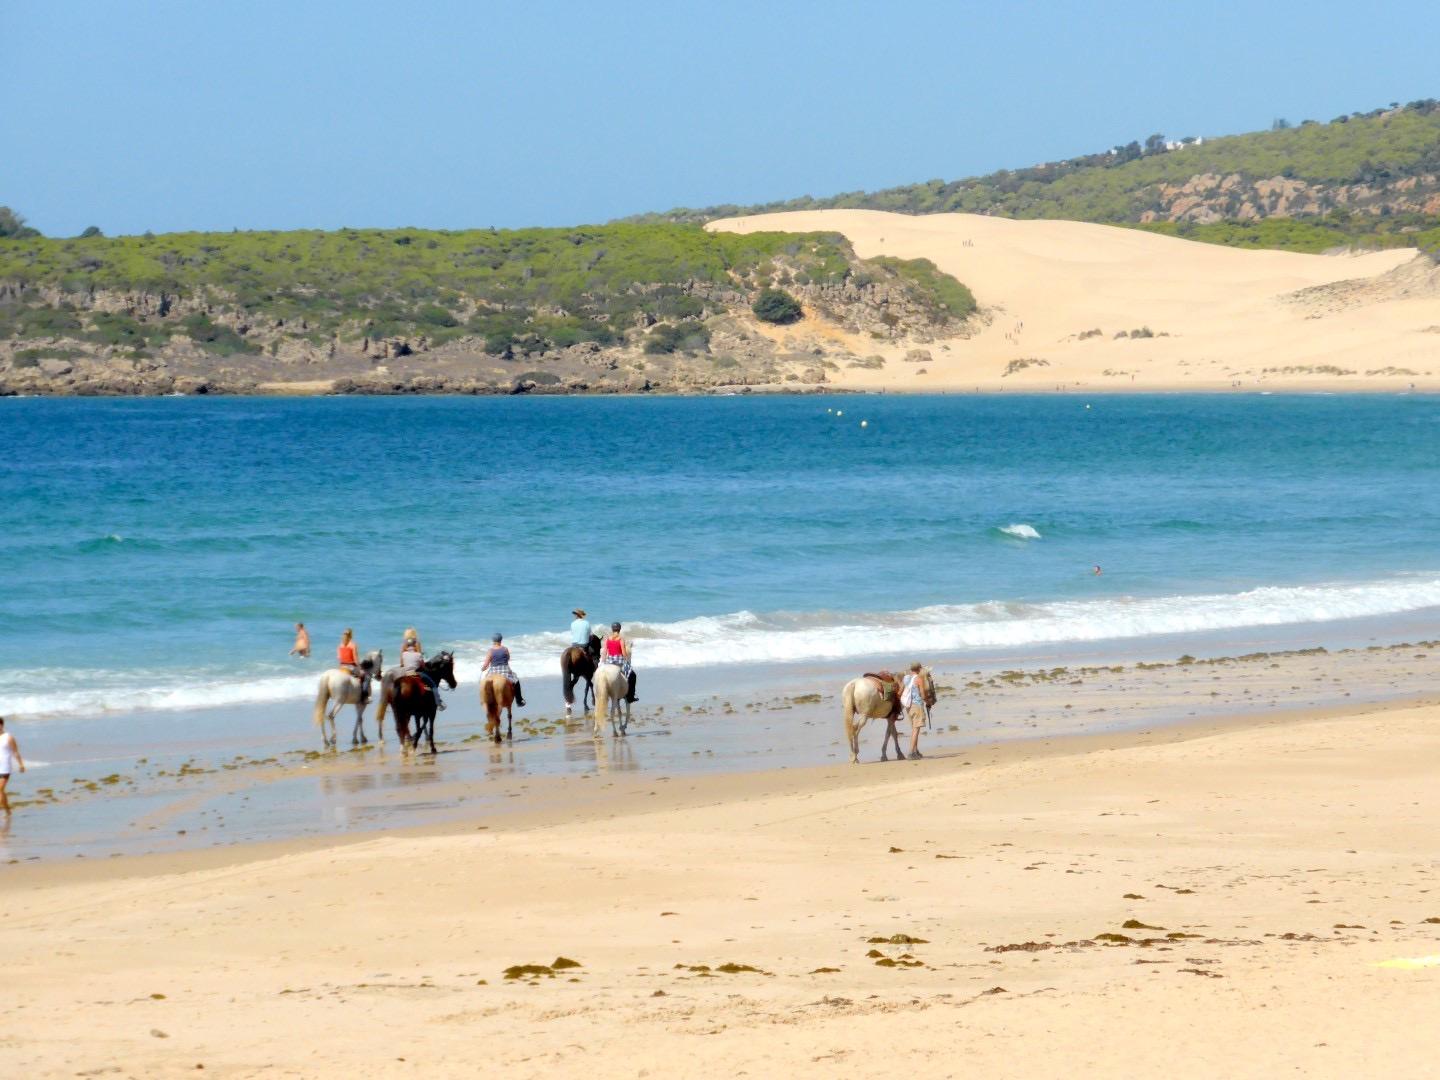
11;636;1440;863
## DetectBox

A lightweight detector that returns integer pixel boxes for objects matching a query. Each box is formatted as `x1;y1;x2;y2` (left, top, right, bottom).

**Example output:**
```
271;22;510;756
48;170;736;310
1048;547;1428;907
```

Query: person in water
570;608;592;651
481;633;526;706
290;622;311;658
602;622;638;703
337;628;372;701
400;634;445;710
0;716;25;814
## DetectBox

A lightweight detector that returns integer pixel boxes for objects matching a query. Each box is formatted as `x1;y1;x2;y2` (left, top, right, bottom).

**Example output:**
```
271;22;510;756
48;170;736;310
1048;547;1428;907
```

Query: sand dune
709;210;1440;391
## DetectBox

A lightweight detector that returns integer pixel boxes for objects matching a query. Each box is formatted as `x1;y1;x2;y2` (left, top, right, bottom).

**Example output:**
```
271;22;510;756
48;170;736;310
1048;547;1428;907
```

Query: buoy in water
860;420;869;428
836;410;844;417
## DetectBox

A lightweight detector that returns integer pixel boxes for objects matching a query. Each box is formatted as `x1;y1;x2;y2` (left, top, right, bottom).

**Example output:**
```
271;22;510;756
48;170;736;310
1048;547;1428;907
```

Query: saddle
864;671;899;699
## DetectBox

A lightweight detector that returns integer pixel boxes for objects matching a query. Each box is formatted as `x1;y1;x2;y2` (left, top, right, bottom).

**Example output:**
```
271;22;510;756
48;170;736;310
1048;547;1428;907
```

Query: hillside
637;101;1440;255
0;224;973;395
711;209;1439;391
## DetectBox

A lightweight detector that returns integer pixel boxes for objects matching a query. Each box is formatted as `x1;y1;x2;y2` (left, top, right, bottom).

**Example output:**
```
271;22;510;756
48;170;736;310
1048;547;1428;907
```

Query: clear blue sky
4;0;1436;236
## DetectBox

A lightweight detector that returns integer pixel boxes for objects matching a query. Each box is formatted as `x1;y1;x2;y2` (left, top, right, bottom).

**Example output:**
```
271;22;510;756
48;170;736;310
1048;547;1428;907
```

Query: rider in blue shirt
570;608;592;647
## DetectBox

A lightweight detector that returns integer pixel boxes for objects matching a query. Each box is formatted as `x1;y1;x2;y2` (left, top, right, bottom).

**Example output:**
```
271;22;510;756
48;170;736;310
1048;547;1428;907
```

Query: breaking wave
10;573;1440;720
997;523;1041;540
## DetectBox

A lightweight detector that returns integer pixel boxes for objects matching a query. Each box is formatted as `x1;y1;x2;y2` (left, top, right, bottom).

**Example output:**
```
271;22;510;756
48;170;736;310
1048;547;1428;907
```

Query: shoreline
4;382;1438;398
7;631;1439;869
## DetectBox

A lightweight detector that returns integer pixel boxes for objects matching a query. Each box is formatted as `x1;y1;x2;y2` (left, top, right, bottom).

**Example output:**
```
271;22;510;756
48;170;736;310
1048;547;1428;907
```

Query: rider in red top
602;622;638;703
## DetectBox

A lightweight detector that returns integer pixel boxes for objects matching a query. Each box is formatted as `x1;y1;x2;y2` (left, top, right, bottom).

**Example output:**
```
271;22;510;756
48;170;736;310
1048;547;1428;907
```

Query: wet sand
5;633;1438;864
6;667;1440;1075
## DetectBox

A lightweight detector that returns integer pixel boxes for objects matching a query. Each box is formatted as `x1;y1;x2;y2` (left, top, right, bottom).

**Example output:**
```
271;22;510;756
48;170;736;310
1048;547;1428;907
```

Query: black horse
561;634;601;714
391;651;457;754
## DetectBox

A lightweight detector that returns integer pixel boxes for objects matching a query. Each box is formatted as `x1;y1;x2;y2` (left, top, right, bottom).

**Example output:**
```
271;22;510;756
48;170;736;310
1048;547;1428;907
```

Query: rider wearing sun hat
481;632;526;707
569;608;592;649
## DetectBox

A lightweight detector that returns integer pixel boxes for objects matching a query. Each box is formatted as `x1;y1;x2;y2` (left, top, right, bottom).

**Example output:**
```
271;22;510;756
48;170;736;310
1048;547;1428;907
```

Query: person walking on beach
0;717;26;814
602;622;638;703
290;622;311;658
900;663;929;759
482;633;526;707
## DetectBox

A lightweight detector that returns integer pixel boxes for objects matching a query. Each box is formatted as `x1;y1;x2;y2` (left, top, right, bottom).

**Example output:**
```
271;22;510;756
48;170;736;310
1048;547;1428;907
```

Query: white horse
841;669;934;764
592;663;631;737
311;650;383;749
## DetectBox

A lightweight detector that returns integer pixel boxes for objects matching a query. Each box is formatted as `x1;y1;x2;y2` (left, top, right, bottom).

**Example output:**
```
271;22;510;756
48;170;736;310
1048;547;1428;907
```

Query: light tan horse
480;674;516;743
310;650;383;750
841;668;934;764
592;663;631;737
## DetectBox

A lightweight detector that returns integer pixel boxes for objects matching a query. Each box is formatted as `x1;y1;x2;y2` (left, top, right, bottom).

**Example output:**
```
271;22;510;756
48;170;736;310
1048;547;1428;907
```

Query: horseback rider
569;608;594;658
337;627;373;702
602;622;638;703
482;633;526;707
400;634;446;711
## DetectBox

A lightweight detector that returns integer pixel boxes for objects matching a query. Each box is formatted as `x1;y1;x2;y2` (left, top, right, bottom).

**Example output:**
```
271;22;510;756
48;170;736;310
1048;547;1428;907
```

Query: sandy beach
711;210;1440;393
6;645;1440;1077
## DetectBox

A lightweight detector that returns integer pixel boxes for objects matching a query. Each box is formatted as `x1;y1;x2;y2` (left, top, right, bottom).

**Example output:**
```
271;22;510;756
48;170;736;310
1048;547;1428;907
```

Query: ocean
4;393;1439;722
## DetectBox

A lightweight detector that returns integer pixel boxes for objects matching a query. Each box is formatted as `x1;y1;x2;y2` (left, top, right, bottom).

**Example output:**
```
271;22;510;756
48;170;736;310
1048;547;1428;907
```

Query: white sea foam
998;523;1041;540
9;574;1440;719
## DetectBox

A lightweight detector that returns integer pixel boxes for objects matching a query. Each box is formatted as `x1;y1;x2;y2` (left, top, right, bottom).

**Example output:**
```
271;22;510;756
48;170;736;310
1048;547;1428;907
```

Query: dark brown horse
390;652;457;754
561;634;601;715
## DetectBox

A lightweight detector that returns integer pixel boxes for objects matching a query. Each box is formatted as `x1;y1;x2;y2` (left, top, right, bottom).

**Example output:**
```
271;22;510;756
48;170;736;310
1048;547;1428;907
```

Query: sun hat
573;608;587;618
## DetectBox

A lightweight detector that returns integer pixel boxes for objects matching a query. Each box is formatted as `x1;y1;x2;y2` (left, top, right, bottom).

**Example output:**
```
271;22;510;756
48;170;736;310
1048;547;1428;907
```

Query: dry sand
7;693;1440;1077
710;210;1440;392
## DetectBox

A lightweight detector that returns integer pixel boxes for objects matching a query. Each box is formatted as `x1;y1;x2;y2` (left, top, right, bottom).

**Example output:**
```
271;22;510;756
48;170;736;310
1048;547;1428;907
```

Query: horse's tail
842;679;857;754
313;675;331;728
593;669;609;727
375;673;392;726
560;648;574;705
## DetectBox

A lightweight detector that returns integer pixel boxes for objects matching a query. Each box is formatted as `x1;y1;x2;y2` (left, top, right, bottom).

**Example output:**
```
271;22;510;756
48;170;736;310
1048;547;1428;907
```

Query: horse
841;668;935;764
480;674;517;743
561;634;601;716
384;652;457;754
593;662;631;737
311;650;384;749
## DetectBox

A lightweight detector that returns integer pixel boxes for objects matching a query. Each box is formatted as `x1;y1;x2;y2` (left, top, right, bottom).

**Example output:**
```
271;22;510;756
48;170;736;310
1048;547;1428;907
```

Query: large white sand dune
710;210;1440;391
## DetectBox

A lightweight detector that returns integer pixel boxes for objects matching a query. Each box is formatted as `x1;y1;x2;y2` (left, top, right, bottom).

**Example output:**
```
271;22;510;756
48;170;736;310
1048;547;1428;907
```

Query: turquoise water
4;393;1439;720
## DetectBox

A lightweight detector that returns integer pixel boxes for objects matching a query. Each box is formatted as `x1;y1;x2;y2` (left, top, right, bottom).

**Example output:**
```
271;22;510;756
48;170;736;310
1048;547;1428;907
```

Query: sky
4;0;1437;236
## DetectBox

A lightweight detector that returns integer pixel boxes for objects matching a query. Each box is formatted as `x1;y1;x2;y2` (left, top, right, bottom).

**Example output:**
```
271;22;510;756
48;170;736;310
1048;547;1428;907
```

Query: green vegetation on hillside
867;257;977;318
629;101;1440;258
0;222;974;359
1135;213;1440;255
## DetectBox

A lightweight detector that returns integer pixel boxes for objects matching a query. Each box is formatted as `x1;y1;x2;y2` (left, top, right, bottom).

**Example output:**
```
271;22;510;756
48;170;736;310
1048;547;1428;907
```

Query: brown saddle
864;671;899;697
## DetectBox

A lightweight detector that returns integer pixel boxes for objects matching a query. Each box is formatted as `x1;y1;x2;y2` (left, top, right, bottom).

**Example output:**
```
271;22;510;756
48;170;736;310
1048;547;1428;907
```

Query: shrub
180;313;258;355
751;287;803;324
644;322;711;354
414;304;459;327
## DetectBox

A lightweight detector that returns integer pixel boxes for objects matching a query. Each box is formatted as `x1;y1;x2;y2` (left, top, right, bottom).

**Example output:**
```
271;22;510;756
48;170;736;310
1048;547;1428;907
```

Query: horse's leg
843;682;860;764
621;695;630;736
506;695;513;741
886;716;906;761
562;655;575;715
